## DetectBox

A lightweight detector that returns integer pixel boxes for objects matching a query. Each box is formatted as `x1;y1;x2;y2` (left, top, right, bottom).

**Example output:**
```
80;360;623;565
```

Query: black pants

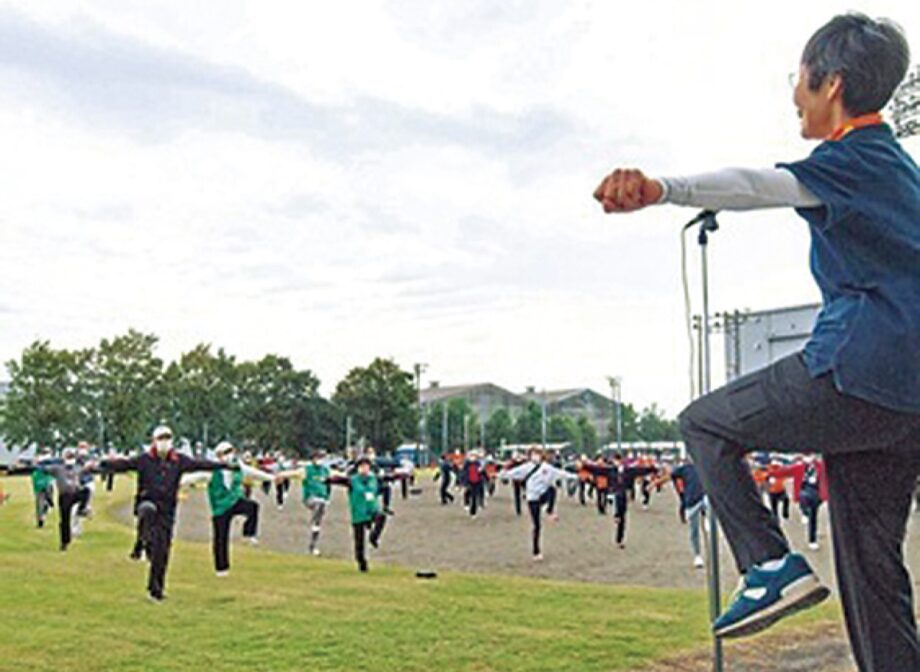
275;481;287;507
105;472;115;492
468;482;485;516
596;486;608;514
613;492;628;545
578;481;587;506
680;352;920;671
640;480;651;506
137;500;174;598
439;478;454;504
381;483;392;511
211;497;259;572
800;492;822;545
512;481;523;516
769;490;790;521
527;489;556;556
58;489;90;548
352;514;386;571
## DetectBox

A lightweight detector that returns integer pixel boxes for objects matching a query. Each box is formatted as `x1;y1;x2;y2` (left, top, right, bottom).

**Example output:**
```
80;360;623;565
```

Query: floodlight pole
414;363;427;465
686;211;724;672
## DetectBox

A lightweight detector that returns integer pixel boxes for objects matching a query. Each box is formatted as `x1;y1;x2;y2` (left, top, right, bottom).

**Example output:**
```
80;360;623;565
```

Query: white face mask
64;458;76;467
154;439;172;456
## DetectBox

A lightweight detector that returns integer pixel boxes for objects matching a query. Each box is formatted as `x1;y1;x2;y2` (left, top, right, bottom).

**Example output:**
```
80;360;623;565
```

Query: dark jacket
103;448;226;519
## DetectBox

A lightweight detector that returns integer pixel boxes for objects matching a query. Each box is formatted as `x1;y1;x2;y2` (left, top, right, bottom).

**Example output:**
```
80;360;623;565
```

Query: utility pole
414;363;427;465
345;415;351;457
540;389;547;450
607;376;622;453
441;403;448;454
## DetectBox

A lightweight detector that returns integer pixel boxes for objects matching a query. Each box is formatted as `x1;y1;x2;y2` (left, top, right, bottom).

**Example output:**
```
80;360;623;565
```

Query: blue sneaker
713;553;830;639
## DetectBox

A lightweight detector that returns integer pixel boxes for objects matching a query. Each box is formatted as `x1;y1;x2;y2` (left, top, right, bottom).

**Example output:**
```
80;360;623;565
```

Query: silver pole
442;403;448;453
699;217;724;672
540;390;547;450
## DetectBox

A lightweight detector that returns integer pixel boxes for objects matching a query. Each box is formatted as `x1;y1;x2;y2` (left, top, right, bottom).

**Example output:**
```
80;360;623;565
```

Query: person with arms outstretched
594;13;919;670
101;425;234;602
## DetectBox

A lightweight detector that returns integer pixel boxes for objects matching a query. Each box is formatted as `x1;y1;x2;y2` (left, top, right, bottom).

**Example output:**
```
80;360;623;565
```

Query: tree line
0;329;680;456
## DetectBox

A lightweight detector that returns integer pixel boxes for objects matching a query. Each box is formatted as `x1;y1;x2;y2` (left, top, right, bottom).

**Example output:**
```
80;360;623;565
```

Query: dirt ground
113;474;920;671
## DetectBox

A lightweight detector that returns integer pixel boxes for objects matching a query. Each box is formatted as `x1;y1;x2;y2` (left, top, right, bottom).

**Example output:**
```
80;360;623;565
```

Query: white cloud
1;0;918;417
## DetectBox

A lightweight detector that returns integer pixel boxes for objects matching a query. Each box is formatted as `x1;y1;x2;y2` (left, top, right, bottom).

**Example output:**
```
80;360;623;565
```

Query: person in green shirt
330;455;392;573
278;449;333;556
203;441;276;576
30;450;56;528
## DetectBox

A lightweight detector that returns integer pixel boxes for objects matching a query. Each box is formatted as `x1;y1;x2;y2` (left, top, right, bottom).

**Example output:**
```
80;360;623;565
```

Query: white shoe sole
715;574;830;639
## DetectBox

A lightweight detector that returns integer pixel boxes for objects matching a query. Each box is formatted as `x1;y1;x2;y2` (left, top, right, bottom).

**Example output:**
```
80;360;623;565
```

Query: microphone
683;209;719;231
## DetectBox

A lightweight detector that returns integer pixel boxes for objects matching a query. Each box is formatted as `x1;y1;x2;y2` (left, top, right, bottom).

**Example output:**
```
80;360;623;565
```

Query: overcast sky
1;1;918;416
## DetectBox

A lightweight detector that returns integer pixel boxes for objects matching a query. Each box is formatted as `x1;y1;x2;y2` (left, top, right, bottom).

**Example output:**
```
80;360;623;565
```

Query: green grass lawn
0;477;835;672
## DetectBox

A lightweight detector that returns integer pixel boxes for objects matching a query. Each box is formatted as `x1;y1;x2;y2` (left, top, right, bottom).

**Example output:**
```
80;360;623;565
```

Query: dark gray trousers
679;353;920;672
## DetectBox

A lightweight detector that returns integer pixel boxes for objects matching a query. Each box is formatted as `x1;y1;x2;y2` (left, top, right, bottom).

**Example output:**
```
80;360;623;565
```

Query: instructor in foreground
594;13;919;671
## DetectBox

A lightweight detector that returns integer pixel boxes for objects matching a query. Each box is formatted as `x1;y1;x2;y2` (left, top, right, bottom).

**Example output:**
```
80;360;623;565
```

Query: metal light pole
540;389;547;450
607;376;622;453
686;211;724;672
345;415;353;454
441;402;448;454
414;363;427;465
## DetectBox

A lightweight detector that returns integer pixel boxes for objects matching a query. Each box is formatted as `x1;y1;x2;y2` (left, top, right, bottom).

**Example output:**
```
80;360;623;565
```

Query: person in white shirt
499;447;579;561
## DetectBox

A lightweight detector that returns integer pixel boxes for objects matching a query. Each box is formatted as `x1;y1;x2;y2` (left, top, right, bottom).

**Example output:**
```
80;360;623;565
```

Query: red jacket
770;461;828;503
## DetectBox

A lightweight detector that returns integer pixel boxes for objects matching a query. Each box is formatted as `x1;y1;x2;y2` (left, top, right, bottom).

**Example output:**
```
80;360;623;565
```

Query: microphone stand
683;209;723;672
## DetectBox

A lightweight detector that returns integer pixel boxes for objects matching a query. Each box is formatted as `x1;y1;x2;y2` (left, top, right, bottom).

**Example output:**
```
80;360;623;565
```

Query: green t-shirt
348;473;380;524
208;468;243;517
31;468;54;495
302;463;331;501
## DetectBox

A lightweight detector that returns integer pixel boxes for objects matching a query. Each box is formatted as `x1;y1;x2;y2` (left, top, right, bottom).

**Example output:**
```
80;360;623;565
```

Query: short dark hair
801;13;910;116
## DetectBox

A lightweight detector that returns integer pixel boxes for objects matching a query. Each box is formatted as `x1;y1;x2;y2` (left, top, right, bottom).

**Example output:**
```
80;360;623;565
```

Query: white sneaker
248;537;259;546
311;548;321;557
532;554;544;562
216;570;229;577
693;555;705;569
808;542;820;551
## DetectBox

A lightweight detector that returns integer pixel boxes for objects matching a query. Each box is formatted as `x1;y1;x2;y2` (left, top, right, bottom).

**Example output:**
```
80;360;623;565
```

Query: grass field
0;477;838;672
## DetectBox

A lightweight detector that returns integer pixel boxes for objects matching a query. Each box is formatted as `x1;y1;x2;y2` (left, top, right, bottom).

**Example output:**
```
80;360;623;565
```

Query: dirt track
112;475;920;671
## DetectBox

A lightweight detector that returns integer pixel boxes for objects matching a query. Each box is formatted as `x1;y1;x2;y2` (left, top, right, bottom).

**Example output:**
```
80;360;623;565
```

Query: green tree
166;344;239;445
547;414;580;446
576;415;599;454
1;341;86;448
636;403;681;441
91;330;164;451
484;407;514;451
332;358;416;454
514;401;543;444
236;354;322;454
608;401;641;443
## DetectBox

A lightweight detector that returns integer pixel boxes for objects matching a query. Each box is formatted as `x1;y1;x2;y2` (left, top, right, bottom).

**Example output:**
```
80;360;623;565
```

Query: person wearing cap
75;441;95;518
101;425;234;602
30;449;56;528
461;449;487;518
276;450;335;555
498;447;579;561
201;441;275;576
9;446;98;550
329;455;391;572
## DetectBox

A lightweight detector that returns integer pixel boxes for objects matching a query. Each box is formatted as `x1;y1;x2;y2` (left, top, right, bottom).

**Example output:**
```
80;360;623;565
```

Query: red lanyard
826;112;884;141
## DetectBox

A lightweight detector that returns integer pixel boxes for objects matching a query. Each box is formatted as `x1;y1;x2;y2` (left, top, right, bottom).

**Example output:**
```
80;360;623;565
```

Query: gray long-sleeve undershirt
657;167;821;211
